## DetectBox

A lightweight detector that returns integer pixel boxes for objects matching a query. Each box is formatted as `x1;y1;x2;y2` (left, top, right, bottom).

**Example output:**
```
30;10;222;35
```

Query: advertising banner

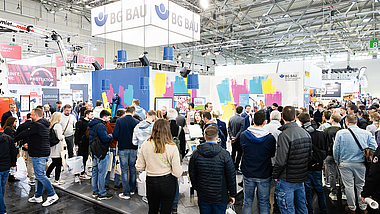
42;88;59;109
56;55;104;68
0;44;21;59
8;64;57;86
193;97;206;110
173;93;190;114
321;82;341;98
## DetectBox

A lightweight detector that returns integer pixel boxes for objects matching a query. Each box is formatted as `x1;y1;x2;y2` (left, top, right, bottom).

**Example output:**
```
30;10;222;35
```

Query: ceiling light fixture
177;54;182;60
186;53;191;58
200;0;209;9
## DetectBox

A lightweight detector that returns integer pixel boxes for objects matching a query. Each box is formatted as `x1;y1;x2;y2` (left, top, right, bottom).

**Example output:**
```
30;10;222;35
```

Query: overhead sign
321;82;341;98
8;64;57;86
0;44;21;59
368;40;378;54
91;0;200;47
56;55;104;68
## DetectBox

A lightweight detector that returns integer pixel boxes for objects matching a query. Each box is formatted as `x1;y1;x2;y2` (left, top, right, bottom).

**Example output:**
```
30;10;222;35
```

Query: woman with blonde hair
367;112;380;136
136;119;182;214
46;112;66;185
156;110;163;119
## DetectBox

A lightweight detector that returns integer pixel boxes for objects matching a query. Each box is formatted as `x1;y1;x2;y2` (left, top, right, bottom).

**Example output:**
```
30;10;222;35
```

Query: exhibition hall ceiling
4;0;380;65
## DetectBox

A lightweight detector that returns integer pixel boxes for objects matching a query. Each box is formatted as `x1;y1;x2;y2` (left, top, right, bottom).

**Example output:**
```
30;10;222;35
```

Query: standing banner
8;64;57;86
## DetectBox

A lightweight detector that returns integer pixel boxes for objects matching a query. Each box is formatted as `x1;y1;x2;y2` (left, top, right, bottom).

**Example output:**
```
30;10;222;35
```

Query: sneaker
28;180;36;186
130;192;135;196
324;181;331;188
329;193;337;201
53;180;66;186
345;206;355;214
92;192;99;198
28;196;43;203
142;196;148;203
79;174;91;180
42;194;59;207
98;193;113;201
74;176;80;183
172;209;178;214
119;193;130;200
342;193;347;200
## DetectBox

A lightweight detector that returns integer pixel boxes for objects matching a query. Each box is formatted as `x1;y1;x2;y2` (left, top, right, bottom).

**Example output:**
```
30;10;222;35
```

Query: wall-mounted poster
72;90;83;102
155;98;173;111
20;95;30;112
30;92;42;109
174;93;191;114
193;97;206;110
249;94;266;110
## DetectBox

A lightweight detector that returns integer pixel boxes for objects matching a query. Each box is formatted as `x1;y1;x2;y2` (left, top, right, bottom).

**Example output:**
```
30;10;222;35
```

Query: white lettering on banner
91;0;200;47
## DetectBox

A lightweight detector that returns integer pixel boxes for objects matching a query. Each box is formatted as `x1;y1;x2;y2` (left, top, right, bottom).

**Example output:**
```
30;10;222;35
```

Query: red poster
56;55;104;68
8;64;57;86
0;44;21;59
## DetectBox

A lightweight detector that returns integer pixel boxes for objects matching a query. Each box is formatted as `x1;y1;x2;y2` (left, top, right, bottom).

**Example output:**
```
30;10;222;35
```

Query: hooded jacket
189;143;237;204
93;106;104;118
240;127;276;179
302;121;327;171
15;118;51;157
106;116;119;148
272;122;312;183
0;132;17;172
135;106;146;120
112;115;139;150
132;120;154;149
88;118;113;149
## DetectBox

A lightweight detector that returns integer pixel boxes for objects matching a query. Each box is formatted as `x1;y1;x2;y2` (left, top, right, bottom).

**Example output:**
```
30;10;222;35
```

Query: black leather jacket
273;122;312;183
189;143;237;203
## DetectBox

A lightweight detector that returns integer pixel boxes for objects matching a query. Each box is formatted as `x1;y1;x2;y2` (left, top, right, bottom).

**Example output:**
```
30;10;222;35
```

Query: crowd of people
0;97;380;214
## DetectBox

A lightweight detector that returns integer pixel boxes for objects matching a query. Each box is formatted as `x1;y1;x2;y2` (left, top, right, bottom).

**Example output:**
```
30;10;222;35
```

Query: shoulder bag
348;128;374;166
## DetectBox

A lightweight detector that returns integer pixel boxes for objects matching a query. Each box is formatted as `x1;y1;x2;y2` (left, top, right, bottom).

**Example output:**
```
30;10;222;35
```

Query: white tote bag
225;204;236;214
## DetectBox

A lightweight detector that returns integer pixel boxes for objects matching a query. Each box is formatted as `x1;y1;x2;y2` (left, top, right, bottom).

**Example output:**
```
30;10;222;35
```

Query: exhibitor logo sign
94;12;108;26
155;3;169;20
281;74;301;82
8;64;57;86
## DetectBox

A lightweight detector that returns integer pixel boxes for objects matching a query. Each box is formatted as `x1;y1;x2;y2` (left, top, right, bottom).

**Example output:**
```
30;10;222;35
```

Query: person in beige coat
46;112;66;185
136;119;182;214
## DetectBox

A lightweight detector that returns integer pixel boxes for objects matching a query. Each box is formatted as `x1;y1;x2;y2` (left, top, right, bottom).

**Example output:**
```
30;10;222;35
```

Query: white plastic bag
66;156;84;175
61;149;68;171
13;157;27;181
137;171;147;196
114;156;121;175
86;156;92;176
107;151;114;172
226;204;236;214
179;176;190;194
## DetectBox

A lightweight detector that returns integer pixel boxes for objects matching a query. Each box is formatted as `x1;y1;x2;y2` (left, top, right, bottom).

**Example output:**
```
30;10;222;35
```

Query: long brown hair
156;110;163;119
4;117;16;130
148;119;174;153
370;112;380;129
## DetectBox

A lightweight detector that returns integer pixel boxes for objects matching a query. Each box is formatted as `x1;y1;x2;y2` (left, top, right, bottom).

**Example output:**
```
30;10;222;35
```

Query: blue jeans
119;149;137;196
91;154;109;196
275;179;308;214
172;179;179;209
0;170;9;214
198;198;228;214
242;176;271;214
32;157;55;198
305;171;328;214
105;148;121;186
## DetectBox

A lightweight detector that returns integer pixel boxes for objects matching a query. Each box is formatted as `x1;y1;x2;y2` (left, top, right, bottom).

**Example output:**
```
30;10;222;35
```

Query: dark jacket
88;118;112;149
189;143;237;204
0;132;17;172
362;146;380;200
272;122;312;183
176;114;186;128
302;121;327;171
358;117;370;130
112;115;139;150
324;126;342;156
106;116;119;149
240;127;276;179
1;111;21;128
75;117;90;146
16;120;32;149
228;114;245;143
170;120;186;159
314;110;323;125
217;119;228;142
14;118;50;157
4;127;16;139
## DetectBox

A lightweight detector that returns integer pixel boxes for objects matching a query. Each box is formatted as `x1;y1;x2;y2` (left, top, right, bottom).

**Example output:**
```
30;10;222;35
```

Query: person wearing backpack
46;112;66;186
334;114;377;213
167;109;186;214
88;110;113;200
299;113;328;214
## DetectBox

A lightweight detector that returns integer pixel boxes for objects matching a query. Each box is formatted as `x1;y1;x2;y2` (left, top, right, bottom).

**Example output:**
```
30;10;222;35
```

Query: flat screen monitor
154;97;173;110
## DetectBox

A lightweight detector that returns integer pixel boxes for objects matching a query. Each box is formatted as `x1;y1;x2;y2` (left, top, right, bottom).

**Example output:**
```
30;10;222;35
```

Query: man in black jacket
228;106;245;171
16;113;35;186
273;106;312;214
189;126;236;213
14;108;59;207
361;146;380;213
1;103;21;129
0;131;17;214
74;109;93;180
299;113;328;214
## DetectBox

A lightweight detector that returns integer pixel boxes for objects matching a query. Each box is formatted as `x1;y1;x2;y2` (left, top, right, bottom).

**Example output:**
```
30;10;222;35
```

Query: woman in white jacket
46;112;66;185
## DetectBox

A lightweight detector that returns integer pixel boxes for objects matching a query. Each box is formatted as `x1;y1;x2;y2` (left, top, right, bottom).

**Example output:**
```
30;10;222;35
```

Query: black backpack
49;123;60;147
90;124;108;160
311;144;327;163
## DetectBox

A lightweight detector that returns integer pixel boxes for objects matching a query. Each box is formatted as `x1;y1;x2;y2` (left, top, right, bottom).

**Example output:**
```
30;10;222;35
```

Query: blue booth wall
92;67;150;112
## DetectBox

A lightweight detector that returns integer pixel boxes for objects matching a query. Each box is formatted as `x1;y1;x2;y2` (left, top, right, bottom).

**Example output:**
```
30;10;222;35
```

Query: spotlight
186;53;191;58
202;52;207;56
177;54;182;60
214;50;220;55
200;0;209;9
206;50;211;56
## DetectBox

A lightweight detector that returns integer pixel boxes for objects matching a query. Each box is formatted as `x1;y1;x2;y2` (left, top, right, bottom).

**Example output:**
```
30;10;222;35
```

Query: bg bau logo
155;3;169;20
94;12;108;27
279;74;285;78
